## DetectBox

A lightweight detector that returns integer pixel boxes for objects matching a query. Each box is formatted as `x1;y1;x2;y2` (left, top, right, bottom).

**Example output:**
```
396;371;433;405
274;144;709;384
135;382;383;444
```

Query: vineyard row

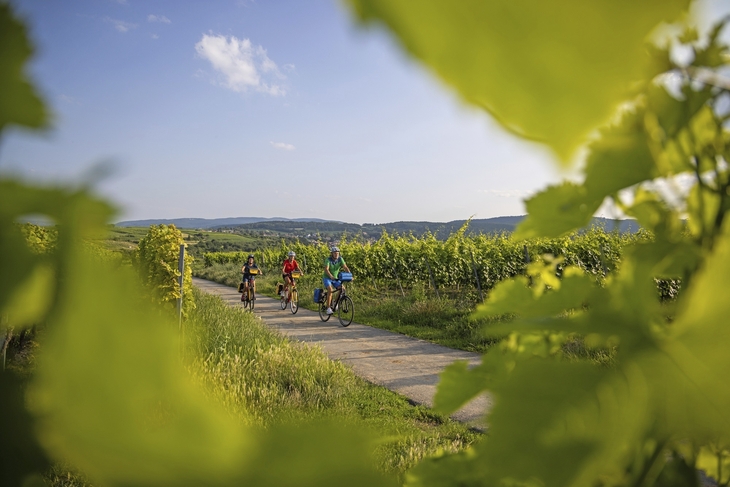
201;227;679;299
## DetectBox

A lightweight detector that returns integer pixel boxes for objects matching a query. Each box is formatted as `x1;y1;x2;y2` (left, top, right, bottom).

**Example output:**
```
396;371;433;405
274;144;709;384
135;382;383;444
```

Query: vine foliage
137;224;195;317
346;2;730;485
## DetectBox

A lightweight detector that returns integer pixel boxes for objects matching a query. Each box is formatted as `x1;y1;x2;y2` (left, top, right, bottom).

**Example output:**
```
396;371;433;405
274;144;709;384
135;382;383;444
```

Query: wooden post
470;250;483;302
1;326;13;371
178;244;185;334
425;257;439;298
389;254;405;298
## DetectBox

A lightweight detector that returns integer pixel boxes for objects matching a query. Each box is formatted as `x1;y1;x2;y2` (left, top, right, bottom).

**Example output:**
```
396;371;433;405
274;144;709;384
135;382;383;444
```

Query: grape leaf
0;373;52;487
583;107;656;197
514;183;600;239
346;0;689;160
0;3;47;130
433;360;491;416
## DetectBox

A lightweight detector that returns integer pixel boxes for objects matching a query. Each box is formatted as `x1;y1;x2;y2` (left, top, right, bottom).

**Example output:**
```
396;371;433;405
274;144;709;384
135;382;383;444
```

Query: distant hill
217;215;640;240
115;216;334;229
116;215;639;238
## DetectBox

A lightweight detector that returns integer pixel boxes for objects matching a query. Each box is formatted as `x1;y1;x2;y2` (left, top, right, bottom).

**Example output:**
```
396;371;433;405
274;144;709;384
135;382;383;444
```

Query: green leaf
686;181;721;239
433;360;490;416
657;229;730;439
476;271;592;321
697;444;730;485
646;84;713;142
474;361;634;487
3;263;54;327
693;19;729;68
583;107;656;196
0;3;47;130
514;183;600;239
346;0;689;159
0;373;52;487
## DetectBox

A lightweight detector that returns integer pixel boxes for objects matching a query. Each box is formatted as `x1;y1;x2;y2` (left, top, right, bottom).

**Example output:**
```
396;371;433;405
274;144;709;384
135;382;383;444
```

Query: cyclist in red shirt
281;251;303;299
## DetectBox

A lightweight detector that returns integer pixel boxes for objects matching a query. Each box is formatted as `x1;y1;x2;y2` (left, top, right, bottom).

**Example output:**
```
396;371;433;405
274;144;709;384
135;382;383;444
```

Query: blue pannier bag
314;288;323;303
338;272;353;282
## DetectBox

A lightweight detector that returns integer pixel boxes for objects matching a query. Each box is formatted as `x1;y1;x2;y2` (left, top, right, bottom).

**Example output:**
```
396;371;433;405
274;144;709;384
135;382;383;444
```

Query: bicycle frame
328;281;346;308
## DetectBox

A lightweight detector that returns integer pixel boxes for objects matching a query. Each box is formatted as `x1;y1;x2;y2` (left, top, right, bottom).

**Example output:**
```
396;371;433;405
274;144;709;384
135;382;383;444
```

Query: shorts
322;277;341;290
242;275;255;284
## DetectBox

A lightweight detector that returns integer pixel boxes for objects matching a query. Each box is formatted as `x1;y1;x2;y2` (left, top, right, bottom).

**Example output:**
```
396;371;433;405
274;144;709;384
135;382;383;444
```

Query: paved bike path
193;277;491;427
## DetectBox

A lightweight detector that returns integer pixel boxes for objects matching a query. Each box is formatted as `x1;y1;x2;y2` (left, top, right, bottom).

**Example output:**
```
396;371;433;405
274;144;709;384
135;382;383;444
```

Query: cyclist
241;254;262;301
281;251;304;300
322;246;351;315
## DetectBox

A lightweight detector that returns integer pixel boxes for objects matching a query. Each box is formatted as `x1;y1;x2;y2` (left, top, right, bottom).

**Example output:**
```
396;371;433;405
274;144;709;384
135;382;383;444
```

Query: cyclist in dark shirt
241;254;262;301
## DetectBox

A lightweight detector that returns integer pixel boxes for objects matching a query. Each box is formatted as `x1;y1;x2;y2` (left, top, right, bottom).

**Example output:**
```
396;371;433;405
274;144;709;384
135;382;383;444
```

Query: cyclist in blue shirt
322;246;351;315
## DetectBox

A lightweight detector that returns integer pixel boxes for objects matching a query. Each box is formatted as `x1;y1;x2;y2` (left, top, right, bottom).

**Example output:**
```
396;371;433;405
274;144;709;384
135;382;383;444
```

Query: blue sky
2;0;728;224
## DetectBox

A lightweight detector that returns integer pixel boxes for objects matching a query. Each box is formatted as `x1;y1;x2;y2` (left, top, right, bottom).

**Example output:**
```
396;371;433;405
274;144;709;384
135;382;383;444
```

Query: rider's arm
325;262;334;279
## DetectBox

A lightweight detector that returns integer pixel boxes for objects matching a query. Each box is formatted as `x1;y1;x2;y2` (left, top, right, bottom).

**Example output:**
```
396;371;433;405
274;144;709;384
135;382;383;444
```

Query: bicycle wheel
337;295;354;327
318;299;331;322
241;288;249;309
290;288;299;314
249;288;255;310
280;292;287;310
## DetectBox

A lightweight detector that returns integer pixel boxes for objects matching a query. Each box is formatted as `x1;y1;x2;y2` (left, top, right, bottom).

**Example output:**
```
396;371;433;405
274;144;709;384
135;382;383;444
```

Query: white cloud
148;14;171;23
105;17;138;32
195;34;286;96
270;141;295;151
151;34;159;40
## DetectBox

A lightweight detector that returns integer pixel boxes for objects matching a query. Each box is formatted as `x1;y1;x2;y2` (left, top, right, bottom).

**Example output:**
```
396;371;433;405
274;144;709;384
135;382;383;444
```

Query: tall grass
187;288;361;423
185;289;481;477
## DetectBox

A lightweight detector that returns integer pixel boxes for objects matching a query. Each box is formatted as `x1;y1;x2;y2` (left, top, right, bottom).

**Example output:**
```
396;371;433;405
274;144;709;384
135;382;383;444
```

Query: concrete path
193;277;492;427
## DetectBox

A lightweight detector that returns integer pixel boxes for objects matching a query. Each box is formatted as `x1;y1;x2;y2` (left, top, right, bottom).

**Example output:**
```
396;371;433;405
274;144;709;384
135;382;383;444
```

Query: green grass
99;226;275;257
194;263;502;353
186;289;481;478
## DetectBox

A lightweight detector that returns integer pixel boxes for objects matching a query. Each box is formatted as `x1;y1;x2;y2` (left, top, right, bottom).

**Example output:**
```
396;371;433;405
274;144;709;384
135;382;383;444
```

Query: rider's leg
326;284;334;313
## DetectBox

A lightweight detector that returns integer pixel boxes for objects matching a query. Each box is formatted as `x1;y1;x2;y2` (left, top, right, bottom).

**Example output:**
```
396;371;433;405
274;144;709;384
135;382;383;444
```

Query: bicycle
240;268;260;310
279;271;301;314
318;273;354;327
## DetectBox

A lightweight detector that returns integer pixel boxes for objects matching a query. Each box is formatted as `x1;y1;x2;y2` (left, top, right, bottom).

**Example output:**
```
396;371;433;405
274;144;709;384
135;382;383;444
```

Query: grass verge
186;288;481;478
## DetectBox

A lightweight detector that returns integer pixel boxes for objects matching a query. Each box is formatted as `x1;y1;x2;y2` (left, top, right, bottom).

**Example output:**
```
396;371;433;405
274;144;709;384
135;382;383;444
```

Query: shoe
326;307;333;315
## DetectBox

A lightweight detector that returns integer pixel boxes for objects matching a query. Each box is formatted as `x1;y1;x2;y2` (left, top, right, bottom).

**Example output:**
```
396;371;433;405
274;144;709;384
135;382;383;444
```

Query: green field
99;225;281;257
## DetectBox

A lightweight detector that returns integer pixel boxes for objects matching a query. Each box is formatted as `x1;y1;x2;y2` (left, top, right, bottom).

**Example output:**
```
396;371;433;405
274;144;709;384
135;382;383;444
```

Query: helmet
247;254;254;259
288;251;296;257
330;246;340;253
